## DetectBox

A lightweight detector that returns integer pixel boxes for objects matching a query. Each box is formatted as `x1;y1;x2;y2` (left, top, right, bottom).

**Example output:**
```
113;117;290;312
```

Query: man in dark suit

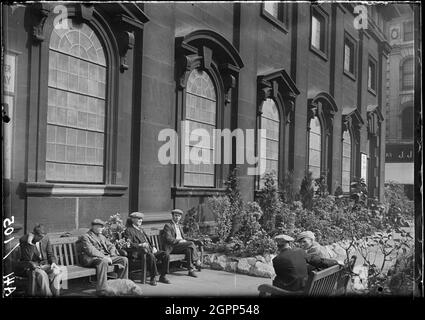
272;234;343;292
17;224;63;296
78;219;129;292
123;212;171;286
162;209;202;277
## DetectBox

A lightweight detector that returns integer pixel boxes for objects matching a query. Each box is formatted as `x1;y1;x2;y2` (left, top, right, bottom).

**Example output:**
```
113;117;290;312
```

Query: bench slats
63;243;70;266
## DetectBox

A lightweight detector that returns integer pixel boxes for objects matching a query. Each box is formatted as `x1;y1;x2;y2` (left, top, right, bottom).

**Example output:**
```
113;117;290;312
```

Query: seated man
272;234;343;292
78;219;129;293
16;224;63;296
162;209;202;278
123;212;171;286
296;230;330;259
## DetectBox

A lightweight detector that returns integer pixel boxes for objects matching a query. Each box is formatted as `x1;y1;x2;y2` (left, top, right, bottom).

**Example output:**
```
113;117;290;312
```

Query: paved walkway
61;268;270;297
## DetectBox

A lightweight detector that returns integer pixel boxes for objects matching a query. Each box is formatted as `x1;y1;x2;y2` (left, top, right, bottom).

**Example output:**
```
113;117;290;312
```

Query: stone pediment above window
342;106;364;130
29;3;149;72
175;29;244;102
342;106;364;143
307;92;338;130
257;69;299;122
367;105;384;136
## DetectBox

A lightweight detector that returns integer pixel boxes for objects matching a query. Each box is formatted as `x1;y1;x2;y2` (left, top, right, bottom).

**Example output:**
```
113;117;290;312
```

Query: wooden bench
129;228;203;284
15;236;116;296
258;256;357;297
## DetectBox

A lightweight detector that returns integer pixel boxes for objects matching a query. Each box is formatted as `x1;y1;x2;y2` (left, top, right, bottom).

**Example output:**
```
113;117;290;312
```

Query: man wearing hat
296;231;330;259
123;212;171;286
272;234;341;292
162;209;202;278
78;219;129;292
16;224;63;296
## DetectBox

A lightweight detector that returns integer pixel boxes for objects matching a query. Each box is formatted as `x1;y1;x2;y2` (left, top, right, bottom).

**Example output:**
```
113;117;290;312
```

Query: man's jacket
16;234;56;275
78;230;118;266
272;247;338;292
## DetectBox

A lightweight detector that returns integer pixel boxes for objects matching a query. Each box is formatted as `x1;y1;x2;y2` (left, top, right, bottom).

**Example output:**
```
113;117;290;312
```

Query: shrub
206;196;233;243
183;206;201;238
235;201;263;244
384;181;414;223
241;230;278;257
279;171;297;204
257;171;282;233
102;213;131;250
387;248;414;295
224;167;244;236
300;172;314;210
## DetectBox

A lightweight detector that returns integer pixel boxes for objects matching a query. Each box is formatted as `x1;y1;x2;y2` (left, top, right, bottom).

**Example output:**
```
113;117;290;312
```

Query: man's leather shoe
188;270;198;278
159;276;171;284
150;278;157;286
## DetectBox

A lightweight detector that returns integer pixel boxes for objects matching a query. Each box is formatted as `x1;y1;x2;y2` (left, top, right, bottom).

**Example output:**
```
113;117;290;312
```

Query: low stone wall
203;253;276;278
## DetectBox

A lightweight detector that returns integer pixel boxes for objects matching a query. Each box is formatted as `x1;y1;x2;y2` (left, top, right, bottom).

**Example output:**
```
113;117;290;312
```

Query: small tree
300;172;314;210
206;196;233;243
224;167;244;237
235;201;263;244
257;171;282;233
183;206;201;238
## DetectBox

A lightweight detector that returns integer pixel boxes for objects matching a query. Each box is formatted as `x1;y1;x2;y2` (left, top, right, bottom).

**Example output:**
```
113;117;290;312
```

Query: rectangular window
341;131;352;192
261;2;289;32
343;33;356;77
368;57;377;92
310;6;328;58
403;21;413;42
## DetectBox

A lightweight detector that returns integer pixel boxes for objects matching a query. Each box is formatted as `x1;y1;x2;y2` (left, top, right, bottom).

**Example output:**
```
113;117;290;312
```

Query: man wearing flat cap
162;209;202;277
78;219;129;292
272;234;341;292
16;224;64;296
123;212;171;286
296;230;330;259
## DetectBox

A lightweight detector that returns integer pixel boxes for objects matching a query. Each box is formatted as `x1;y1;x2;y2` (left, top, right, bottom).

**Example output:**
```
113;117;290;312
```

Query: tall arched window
401;57;414;90
46;20;107;183
341;130;352;192
184;69;217;187
401;106;413;139
308;116;322;179
260;99;280;184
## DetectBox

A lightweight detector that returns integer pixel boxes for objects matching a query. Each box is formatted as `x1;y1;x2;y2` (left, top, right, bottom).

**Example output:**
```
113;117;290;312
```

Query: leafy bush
387;248;414;295
235;201;263;244
384;181;414;223
257;171;283;233
279;171;297;204
300;172;314;210
224;167;244;236
206;196;233;243
240;230;278;257
183;206;201;238
102;213;131;250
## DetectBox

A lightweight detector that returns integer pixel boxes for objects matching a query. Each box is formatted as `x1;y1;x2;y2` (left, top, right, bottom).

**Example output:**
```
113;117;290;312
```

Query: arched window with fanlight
259;98;280;185
341;130;352;192
308;116;322;179
183;69;217;187
46;20;107;183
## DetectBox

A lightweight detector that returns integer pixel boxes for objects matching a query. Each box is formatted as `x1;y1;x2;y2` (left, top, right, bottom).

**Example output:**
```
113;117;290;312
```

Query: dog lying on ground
98;279;143;297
